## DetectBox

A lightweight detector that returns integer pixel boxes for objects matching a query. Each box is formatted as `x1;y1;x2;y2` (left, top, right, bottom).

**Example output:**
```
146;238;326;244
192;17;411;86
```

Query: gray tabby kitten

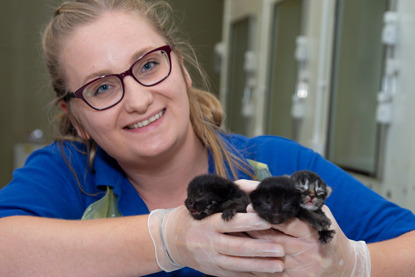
291;170;332;211
291;170;335;243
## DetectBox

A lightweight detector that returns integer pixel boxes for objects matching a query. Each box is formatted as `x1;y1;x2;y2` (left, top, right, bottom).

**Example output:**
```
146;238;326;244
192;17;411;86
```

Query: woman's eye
86;77;120;98
90;83;115;98
141;60;159;73
95;84;111;95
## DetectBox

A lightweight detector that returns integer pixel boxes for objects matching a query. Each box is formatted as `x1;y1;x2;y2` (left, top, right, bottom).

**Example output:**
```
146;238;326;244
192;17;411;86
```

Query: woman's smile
125;109;166;129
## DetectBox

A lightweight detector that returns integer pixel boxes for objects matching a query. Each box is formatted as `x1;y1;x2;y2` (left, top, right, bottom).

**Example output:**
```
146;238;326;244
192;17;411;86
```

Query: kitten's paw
321;219;332;230
221;209;237;221
313;216;332;231
318;229;336;244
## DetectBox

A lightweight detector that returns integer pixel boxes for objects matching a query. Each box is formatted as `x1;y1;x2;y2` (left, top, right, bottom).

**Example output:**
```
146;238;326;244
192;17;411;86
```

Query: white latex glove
148;205;286;276
246;205;371;276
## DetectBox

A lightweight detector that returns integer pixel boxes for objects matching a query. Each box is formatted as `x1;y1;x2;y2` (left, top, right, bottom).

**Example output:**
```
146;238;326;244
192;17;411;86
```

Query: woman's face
61;11;193;166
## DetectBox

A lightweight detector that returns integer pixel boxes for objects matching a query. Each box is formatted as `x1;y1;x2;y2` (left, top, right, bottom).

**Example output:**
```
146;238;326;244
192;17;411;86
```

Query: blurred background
2;0;415;212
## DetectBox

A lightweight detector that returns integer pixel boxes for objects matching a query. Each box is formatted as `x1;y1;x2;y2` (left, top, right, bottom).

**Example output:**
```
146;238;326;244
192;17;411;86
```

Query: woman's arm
369;230;415;276
0;215;159;277
0;207;286;277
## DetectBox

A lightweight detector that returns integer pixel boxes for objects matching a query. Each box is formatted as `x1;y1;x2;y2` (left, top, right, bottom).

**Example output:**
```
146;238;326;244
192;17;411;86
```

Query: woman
0;0;414;276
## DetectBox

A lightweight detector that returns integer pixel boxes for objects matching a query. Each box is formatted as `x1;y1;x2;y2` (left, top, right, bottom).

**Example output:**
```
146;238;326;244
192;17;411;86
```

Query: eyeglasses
66;45;172;111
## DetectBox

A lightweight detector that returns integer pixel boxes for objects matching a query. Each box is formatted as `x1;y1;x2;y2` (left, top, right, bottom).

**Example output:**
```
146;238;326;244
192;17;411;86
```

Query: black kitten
250;176;301;224
185;175;250;277
184;174;250;221
250;171;335;244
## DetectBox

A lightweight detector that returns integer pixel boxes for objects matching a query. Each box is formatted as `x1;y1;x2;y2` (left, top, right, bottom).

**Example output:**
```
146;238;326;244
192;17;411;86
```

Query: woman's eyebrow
82;70;111;84
130;47;153;63
80;47;155;84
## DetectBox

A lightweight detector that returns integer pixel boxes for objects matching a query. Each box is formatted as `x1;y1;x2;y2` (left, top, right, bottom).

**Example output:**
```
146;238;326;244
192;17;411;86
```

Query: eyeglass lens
83;48;170;110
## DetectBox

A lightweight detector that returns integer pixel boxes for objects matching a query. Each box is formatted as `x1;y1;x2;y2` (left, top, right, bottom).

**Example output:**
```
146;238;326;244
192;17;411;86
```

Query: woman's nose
122;76;154;113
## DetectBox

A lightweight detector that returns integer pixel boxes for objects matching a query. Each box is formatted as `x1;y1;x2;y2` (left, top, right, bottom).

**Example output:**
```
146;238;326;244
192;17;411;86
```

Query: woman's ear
60;100;68;113
72;118;91;140
60;100;91;140
75;125;91;140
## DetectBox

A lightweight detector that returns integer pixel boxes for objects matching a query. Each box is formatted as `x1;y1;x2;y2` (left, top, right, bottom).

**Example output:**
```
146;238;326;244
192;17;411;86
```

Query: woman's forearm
0;215;160;276
368;230;415;276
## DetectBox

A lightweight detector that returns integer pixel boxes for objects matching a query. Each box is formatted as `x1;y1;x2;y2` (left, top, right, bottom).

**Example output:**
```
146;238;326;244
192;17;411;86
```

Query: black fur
184;174;249;221
184;170;335;249
250;176;301;224
185;174;250;277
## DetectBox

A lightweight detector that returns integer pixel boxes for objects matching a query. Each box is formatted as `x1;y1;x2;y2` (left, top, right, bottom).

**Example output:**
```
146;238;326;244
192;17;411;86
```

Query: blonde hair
42;0;253;183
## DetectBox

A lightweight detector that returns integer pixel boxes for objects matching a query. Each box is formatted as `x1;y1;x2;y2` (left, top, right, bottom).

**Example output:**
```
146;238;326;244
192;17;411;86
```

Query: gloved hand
148;205;286;276
246;205;371;276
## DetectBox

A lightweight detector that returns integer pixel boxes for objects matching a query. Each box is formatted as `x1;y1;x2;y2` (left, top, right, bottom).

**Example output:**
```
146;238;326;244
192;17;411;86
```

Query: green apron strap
247;159;272;181
82;186;122;219
81;160;271;219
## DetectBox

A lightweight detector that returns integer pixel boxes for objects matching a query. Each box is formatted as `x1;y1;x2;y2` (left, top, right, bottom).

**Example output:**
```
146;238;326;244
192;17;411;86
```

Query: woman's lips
126;109;166;129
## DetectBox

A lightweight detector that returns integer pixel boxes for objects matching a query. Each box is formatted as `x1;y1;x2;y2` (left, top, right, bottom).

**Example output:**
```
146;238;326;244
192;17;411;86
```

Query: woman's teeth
127;110;165;129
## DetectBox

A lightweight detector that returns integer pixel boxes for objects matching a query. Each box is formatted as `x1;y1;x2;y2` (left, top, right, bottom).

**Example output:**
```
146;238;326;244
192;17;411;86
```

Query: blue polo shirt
1;134;415;276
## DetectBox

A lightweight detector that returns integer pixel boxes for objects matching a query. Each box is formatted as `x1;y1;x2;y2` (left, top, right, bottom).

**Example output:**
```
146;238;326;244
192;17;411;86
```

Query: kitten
184;174;250;277
291;170;335;244
291;170;332;211
249;176;301;224
184;174;250;221
250;171;335;244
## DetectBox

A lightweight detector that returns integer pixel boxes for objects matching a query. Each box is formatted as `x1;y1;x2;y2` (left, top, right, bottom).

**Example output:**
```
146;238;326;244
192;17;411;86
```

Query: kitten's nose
272;216;284;225
185;199;194;206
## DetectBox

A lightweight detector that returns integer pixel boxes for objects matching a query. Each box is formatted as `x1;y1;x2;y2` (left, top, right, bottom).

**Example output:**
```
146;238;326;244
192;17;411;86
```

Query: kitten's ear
326;185;333;197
